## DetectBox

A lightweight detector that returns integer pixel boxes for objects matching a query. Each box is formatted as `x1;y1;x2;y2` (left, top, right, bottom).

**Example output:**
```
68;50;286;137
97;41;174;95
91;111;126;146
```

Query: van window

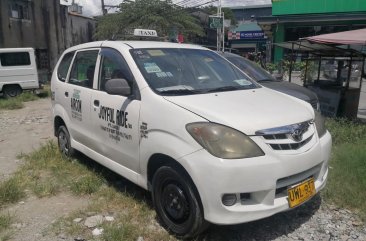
57;51;75;82
0;52;31;66
69;50;99;88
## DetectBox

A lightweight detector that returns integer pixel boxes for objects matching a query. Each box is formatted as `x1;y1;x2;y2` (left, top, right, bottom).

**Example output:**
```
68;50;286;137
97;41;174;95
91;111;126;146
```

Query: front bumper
179;131;332;224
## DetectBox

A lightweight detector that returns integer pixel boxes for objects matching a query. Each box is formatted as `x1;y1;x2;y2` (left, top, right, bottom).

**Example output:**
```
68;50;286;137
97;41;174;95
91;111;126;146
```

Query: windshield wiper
204;86;242;93
159;89;202;95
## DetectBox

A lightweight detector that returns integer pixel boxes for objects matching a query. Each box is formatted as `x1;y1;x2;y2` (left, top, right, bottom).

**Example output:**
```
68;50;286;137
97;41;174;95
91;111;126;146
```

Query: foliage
0;177;26;207
96;0;204;41
0;98;23;110
323;119;366;220
276;59;308;81
265;63;278;74
18;141;105;197
326;118;366;145
0;214;12;233
0;88;50;110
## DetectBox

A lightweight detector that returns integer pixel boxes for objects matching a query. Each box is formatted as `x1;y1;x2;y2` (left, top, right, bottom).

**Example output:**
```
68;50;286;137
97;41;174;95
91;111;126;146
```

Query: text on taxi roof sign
133;29;158;37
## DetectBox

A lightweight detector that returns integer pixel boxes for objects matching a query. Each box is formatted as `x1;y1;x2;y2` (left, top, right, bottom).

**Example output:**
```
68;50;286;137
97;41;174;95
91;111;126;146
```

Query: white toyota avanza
51;38;331;238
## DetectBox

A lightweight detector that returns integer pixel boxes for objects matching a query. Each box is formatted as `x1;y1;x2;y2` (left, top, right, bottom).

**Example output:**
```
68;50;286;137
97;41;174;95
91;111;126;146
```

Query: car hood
164;88;314;135
260;81;318;102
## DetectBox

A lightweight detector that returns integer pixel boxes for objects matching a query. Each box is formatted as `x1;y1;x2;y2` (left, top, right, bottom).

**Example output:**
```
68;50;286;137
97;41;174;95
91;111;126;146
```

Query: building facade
0;0;96;81
258;0;366;62
228;5;272;58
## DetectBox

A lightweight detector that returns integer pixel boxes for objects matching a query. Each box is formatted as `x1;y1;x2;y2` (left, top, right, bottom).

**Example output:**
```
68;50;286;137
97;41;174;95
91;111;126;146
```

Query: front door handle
94;100;100;107
65;91;68;97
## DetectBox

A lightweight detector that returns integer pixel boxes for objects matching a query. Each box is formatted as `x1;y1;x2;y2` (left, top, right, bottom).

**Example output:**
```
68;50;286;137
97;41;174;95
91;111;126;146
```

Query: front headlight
186;122;264;159
314;110;327;138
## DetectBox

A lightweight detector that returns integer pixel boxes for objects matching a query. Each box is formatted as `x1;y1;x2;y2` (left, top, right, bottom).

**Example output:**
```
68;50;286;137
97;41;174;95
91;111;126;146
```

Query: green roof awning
231;23;262;32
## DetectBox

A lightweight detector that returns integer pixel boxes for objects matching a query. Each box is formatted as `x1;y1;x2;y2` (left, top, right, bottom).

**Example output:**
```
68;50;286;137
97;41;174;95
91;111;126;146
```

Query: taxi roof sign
133;29;158;37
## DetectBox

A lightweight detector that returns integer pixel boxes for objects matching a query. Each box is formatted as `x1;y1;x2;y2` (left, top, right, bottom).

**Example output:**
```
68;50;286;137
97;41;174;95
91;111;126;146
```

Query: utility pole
222;11;225;52
216;0;221;51
101;0;107;15
216;0;225;52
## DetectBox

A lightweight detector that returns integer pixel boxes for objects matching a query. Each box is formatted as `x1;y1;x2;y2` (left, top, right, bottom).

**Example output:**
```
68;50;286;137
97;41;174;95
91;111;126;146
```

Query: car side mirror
105;78;131;96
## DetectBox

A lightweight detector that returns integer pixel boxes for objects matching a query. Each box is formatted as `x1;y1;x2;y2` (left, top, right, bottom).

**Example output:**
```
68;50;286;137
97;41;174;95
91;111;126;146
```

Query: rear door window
57;52;75;82
69;50;99;89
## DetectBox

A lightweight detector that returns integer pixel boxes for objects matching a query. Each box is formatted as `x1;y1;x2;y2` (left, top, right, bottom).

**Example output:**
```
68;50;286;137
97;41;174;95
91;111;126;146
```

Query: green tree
95;0;204;41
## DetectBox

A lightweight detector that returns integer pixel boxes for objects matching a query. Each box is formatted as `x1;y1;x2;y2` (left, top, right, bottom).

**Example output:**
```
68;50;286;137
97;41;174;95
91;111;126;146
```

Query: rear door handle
65;91;68;97
94;100;100;107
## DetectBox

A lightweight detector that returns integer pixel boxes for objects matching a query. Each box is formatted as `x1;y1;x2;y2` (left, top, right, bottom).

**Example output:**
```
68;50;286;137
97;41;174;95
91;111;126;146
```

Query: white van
0;48;39;98
51;40;332;239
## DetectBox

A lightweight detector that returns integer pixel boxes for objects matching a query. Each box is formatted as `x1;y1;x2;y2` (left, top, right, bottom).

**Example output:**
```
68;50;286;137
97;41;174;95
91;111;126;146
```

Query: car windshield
225;56;278;82
130;48;259;95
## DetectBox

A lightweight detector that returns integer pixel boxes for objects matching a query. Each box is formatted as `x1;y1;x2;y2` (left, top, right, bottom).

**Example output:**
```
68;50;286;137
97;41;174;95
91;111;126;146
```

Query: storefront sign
240;31;265;39
229;31;265;40
273;0;366;15
209;16;223;29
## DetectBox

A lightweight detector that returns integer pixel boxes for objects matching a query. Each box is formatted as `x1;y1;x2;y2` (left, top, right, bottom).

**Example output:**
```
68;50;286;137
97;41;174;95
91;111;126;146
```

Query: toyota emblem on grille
290;122;310;142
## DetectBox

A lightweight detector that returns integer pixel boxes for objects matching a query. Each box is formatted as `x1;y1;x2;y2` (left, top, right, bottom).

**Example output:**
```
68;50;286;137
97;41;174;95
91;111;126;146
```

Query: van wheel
3;85;22;98
152;165;208;239
57;126;75;157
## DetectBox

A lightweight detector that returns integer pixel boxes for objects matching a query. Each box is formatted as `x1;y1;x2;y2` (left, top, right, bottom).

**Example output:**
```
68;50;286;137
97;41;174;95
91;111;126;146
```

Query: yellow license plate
287;177;315;208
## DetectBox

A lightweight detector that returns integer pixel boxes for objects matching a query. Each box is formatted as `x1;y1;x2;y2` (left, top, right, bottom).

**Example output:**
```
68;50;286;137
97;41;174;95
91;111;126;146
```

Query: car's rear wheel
57;126;75;157
152;165;208;239
3;85;22;98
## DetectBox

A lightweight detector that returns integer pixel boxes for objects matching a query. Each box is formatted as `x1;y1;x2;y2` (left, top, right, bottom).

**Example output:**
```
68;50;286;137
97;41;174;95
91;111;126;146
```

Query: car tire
3;85;22;98
152;165;208;239
57;126;75;157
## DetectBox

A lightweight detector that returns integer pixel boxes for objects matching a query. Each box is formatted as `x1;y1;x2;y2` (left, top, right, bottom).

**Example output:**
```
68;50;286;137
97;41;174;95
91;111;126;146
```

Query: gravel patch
203;195;365;241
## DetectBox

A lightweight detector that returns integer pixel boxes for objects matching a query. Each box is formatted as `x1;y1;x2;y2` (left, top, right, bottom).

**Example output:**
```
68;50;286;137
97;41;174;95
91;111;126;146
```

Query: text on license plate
287;177;315;208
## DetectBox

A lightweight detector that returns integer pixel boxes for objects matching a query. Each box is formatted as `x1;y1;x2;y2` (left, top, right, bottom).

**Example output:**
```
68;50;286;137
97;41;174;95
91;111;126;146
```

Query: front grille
263;134;287;140
270;135;312;150
256;121;315;152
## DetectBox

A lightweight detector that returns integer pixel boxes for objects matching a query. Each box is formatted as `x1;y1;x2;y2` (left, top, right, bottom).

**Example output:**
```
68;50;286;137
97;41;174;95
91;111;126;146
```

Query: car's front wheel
57;126;75;157
152;165;208;239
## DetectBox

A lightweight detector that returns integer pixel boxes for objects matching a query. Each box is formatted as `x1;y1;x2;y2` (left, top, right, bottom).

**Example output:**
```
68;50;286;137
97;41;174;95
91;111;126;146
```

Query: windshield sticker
147;50;165;56
133;50;150;59
144;62;162;73
156;72;173;78
134;50;144;55
234;79;253;86
71;89;82;121
156;72;167;78
204;58;214;62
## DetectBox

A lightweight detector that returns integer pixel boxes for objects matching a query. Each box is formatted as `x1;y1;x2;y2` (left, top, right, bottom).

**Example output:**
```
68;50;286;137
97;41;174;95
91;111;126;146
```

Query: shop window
9;1;30;20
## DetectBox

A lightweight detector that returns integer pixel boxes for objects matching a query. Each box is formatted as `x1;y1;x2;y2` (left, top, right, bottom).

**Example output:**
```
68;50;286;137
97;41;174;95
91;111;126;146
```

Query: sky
60;0;271;17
